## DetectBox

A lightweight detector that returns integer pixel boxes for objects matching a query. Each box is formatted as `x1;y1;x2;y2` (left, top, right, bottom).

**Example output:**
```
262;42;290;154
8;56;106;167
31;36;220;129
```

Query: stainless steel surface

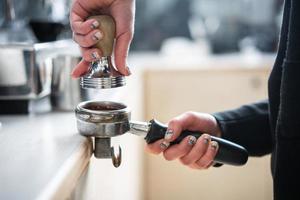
80;56;126;89
0;0;37;44
4;0;15;22
27;0;72;23
75;100;152;167
75;101;130;137
129;121;150;137
75;101;130;167
111;145;122;168
94;138;112;158
94;138;122;167
0;39;79;100
51;55;87;110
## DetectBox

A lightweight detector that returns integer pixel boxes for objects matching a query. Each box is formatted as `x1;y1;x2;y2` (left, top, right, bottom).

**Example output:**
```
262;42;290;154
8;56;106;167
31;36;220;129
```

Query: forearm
213;100;272;156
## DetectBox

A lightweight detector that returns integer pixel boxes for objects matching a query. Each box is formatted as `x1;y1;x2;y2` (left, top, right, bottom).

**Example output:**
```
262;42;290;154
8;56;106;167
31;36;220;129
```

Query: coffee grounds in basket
84;103;125;111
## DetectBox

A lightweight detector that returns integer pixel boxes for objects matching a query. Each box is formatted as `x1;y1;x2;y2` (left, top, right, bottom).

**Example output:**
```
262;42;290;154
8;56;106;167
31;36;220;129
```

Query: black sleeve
212;100;272;157
278;0;300;139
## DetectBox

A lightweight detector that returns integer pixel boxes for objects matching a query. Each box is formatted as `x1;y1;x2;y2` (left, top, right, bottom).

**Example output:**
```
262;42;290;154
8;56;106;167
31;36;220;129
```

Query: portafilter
75;101;248;168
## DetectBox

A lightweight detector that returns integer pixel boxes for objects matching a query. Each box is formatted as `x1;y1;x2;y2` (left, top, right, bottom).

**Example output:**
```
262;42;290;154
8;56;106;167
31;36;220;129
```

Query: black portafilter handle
144;119;248;166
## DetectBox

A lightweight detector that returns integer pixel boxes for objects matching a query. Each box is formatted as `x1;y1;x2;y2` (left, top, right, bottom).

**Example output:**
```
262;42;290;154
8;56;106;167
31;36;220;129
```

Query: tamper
75;101;249;168
80;15;126;89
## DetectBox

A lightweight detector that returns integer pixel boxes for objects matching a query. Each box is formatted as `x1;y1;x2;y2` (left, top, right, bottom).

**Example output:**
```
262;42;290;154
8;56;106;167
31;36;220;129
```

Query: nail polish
211;141;218;150
91;21;100;29
92;31;102;41
160;141;170;149
203;135;210;144
164;129;173;140
188;136;197;146
126;66;132;75
91;52;100;60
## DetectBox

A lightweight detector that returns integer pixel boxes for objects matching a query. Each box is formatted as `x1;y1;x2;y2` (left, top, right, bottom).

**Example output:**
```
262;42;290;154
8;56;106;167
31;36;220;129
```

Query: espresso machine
0;0;80;114
74;15;249;168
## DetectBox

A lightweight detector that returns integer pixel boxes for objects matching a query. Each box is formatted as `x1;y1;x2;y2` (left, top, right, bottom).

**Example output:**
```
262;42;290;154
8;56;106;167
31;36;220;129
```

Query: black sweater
213;0;300;199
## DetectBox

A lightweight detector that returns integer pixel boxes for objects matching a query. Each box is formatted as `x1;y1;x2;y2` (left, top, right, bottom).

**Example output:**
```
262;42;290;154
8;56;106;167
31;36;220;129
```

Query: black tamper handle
145;119;248;166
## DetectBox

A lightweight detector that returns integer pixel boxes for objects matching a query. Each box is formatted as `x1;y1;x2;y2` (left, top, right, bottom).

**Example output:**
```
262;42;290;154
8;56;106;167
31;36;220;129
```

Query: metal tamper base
80;56;126;89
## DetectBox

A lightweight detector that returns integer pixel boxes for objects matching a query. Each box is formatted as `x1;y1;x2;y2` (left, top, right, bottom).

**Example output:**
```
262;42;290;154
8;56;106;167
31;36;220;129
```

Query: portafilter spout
80;15;126;89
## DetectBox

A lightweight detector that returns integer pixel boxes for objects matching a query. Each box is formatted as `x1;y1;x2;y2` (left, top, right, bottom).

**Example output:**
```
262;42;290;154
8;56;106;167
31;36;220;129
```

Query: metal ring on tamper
80;57;126;89
75;101;131;167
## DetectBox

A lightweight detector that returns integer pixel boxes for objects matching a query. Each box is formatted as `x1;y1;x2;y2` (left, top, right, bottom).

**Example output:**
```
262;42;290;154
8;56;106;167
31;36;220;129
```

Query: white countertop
0;112;92;200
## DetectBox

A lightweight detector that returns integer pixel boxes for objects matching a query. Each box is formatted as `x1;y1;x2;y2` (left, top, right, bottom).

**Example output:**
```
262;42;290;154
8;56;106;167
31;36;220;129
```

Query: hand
70;0;135;77
146;112;222;169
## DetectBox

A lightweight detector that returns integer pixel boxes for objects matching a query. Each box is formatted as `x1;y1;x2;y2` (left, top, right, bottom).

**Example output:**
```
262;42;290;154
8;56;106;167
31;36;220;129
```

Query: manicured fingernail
92;31;102;41
91;52;100;60
160;141;170;150
211;141;218;150
204;134;210;144
188;136;197;146
164;129;173;140
126;66;132;75
91;21;100;29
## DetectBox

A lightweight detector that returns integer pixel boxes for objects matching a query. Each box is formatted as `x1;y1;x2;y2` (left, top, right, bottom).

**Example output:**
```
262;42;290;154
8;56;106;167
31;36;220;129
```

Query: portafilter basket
75;101;130;167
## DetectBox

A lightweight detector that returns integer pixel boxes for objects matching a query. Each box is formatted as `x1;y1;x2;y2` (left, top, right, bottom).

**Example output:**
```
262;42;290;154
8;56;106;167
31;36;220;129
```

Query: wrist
211;115;222;138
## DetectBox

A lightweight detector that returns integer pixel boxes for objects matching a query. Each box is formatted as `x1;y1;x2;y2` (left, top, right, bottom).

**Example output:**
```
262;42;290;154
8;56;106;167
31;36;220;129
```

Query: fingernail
164;129;173;140
91;52;100;60
160;141;170;150
126;66;132;75
203;134;210;144
188;136;197;146
91;21;100;29
92;31;102;41
211;141;218;150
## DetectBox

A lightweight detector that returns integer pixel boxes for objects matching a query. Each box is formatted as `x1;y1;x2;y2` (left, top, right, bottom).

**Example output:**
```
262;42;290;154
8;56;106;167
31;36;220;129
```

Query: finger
71;18;99;35
163;136;197;161
145;139;167;155
195;141;219;169
164;112;198;143
73;29;103;48
70;1;95;35
71;59;89;78
179;134;211;166
81;47;103;62
114;31;133;76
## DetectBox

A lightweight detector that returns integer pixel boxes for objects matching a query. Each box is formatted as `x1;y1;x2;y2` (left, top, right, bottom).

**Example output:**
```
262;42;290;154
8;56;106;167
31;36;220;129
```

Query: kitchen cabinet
143;62;273;200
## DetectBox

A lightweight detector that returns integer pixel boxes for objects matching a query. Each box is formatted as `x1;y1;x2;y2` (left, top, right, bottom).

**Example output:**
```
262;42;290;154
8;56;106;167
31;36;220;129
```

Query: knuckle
196;159;207;169
184;111;197;120
180;158;192;166
167;119;181;129
163;152;174;161
81;37;92;47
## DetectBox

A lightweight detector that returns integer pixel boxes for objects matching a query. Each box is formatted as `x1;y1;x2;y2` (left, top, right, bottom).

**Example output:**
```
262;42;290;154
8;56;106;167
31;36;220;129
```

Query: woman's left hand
145;112;222;169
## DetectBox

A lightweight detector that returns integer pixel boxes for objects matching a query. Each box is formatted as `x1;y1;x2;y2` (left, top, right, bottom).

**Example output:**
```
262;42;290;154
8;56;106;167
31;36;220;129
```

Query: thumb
114;31;133;76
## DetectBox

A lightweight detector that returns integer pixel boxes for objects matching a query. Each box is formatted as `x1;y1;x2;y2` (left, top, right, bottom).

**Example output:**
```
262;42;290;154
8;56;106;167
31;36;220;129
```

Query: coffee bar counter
0;112;92;200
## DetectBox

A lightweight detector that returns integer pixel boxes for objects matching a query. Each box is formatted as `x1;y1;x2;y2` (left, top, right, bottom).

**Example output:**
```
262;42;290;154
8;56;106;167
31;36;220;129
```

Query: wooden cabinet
143;66;273;200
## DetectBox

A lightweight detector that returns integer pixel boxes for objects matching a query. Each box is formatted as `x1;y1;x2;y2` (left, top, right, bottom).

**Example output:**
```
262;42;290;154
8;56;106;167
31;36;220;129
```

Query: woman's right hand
70;0;135;78
146;112;222;169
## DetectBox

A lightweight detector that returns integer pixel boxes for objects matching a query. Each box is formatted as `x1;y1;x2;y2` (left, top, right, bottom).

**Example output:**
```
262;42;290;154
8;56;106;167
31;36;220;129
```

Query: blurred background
0;0;284;200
